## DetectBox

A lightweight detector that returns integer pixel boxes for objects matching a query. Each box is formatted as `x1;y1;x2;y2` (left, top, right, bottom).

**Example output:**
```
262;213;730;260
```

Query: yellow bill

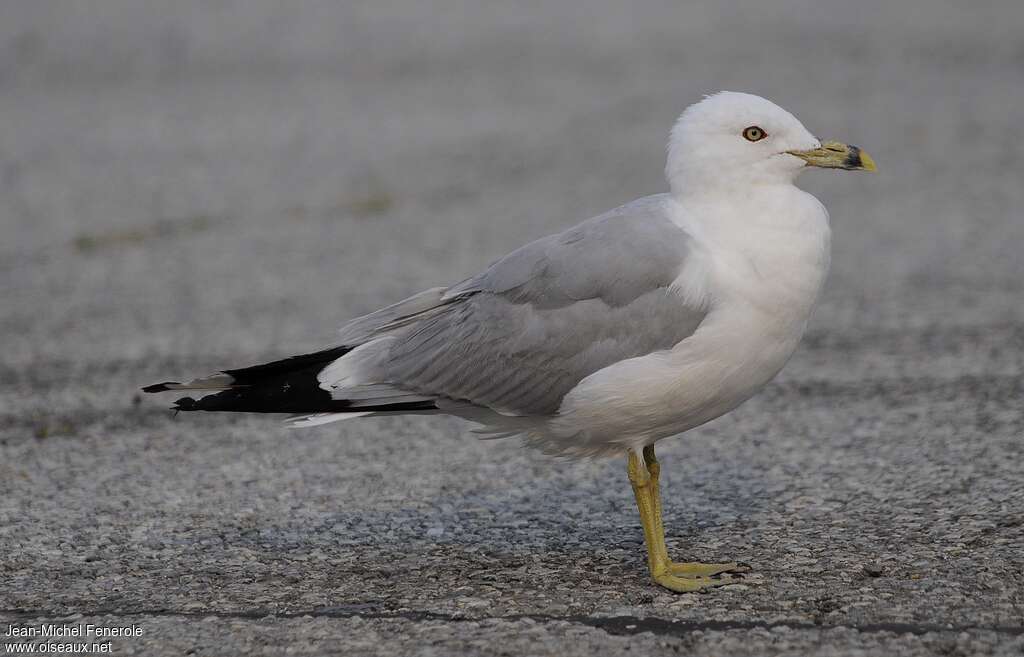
788;140;877;172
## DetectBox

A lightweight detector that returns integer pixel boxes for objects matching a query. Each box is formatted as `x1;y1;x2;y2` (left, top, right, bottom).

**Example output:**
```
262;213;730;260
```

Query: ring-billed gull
144;91;875;593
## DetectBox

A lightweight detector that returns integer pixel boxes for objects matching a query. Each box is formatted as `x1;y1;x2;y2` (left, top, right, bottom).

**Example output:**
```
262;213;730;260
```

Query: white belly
547;188;831;455
548;301;810;452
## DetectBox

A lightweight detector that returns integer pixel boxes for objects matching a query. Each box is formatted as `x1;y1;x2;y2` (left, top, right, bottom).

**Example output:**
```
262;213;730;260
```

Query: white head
666;92;874;196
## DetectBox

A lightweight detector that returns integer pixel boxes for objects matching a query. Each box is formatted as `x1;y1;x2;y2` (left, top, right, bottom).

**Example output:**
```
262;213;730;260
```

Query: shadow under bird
145;91;875;593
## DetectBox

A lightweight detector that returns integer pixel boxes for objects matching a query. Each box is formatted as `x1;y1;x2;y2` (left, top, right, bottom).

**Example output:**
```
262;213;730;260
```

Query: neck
668;182;832;321
667;159;801;199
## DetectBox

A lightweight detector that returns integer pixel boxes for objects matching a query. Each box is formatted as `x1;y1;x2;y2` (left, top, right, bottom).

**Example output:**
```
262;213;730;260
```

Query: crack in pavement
2;607;1022;638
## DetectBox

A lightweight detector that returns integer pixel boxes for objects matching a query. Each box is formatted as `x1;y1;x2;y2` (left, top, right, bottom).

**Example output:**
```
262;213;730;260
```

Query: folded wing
322;195;709;416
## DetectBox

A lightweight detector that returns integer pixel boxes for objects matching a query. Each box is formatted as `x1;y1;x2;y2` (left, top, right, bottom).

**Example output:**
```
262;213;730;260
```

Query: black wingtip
143;381;180;393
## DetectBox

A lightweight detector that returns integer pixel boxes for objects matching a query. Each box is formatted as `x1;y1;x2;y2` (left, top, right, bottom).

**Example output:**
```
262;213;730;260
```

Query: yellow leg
627;445;750;593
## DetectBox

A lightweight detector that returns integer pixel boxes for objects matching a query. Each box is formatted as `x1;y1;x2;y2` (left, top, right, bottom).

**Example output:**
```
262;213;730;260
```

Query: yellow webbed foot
628;446;754;594
652;571;744;593
668;560;751;579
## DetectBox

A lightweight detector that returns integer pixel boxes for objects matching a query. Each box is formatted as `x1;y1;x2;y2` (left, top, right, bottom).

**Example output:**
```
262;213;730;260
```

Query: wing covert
378;195;709;415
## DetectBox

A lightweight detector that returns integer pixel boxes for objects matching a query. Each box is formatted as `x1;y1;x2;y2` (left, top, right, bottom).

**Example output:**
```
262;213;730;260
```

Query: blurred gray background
1;1;1022;656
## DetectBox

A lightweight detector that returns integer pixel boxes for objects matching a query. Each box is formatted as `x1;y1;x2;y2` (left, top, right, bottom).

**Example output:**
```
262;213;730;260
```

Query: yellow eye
743;126;767;142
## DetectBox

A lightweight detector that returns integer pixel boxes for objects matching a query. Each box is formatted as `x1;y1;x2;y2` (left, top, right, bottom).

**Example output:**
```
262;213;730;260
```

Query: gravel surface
2;1;1023;655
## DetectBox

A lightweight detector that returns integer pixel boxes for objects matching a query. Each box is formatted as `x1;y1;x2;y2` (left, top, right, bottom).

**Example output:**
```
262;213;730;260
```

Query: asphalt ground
1;1;1022;655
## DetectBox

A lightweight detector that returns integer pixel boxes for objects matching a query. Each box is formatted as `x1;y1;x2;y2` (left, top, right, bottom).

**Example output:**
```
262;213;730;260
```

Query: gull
144;92;875;593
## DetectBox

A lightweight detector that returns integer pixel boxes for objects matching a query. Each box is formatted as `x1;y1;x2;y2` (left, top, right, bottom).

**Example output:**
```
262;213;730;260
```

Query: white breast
549;186;831;454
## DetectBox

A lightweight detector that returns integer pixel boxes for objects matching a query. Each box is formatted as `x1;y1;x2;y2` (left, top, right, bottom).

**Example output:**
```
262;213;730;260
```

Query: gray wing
374;194;708;415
